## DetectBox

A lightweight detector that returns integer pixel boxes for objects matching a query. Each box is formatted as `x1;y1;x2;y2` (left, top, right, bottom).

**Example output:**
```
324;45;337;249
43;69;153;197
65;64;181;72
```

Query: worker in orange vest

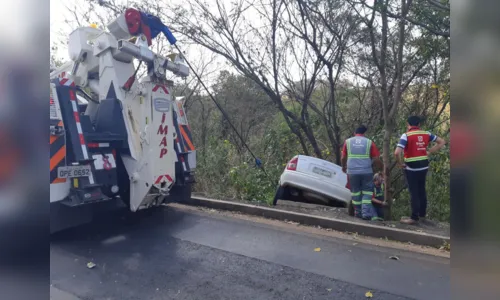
394;116;446;225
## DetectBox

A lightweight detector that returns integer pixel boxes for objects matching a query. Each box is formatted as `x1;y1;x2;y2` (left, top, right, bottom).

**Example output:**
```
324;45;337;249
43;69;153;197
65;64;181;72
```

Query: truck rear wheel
167;183;192;203
50;202;93;234
116;154;131;209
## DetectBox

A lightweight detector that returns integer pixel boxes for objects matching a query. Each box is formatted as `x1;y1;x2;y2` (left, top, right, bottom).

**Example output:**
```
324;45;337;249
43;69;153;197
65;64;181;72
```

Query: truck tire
50;202;93;234
168;183;192;203
116;154;131;209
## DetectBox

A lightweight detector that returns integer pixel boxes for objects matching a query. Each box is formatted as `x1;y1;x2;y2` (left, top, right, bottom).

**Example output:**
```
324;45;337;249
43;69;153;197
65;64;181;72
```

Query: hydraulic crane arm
50;61;74;80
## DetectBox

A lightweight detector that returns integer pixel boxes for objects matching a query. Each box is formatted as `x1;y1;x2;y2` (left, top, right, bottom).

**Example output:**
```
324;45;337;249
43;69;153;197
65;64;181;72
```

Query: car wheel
272;186;290;206
347;200;355;216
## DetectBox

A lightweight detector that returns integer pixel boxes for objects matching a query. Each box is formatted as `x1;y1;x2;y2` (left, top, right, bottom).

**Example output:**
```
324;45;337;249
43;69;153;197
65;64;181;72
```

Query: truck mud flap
60;186;112;207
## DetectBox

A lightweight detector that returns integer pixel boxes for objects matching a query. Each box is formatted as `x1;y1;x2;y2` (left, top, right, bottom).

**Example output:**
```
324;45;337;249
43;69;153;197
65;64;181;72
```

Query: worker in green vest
341;126;383;220
371;172;387;221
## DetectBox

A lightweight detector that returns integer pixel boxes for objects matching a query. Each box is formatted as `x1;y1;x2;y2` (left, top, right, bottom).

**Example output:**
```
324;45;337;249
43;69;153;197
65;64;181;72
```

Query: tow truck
50;8;196;233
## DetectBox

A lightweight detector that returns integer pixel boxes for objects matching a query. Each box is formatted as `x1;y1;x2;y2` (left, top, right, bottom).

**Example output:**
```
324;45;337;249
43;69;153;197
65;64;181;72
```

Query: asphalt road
50;206;450;300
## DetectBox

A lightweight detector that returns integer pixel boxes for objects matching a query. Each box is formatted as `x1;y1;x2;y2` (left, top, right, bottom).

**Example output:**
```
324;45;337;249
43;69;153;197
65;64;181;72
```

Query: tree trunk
304;126;322;158
383;0;410;220
382;123;393;220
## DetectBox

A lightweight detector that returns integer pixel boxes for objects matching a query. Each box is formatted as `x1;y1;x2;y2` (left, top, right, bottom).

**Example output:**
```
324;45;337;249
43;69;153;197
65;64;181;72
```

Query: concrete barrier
50;287;81;300
185;196;450;248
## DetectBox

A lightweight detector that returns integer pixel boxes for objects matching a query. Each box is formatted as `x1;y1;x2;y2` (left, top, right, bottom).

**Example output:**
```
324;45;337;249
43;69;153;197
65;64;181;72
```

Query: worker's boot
361;201;376;220
352;201;362;218
400;216;419;225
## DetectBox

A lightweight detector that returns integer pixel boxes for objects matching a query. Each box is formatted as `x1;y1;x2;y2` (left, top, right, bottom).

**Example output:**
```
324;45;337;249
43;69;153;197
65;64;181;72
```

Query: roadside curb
186;196;450;248
50;286;81;300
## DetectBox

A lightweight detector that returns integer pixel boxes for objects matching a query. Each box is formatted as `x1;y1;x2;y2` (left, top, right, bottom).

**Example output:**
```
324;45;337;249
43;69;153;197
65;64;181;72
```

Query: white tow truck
49;8;196;233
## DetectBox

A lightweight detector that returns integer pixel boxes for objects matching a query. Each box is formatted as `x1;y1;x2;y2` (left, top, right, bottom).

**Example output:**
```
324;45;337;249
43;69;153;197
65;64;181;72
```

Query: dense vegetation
184;71;450;221
53;0;450;221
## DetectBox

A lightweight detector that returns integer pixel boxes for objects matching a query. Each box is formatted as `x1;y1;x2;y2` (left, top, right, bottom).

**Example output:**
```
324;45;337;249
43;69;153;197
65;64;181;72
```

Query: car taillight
286;156;299;171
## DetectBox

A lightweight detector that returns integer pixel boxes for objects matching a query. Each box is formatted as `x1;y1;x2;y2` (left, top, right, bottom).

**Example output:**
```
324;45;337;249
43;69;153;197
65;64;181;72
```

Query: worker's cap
373;173;383;181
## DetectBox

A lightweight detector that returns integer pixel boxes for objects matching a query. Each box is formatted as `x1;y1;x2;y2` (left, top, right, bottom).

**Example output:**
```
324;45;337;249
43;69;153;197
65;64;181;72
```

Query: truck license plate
58;165;92;178
312;166;332;178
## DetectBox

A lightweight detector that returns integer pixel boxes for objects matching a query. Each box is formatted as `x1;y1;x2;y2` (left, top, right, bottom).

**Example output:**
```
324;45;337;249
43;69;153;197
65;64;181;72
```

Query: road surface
50;205;449;300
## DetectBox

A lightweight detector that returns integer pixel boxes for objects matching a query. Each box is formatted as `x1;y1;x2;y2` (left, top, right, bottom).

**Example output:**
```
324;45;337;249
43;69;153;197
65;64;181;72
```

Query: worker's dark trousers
405;169;428;221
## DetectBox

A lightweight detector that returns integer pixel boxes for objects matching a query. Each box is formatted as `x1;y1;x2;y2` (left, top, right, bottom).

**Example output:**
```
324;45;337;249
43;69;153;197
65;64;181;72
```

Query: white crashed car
272;155;351;207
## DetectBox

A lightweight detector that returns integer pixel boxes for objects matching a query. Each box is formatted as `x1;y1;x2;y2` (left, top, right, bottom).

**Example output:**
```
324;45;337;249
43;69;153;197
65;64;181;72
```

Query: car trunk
296;155;347;188
277;155;349;207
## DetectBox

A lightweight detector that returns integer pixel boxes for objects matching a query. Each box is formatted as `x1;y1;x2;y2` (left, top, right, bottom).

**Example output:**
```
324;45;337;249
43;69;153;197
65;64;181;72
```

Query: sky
50;0;73;47
51;0;118;60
